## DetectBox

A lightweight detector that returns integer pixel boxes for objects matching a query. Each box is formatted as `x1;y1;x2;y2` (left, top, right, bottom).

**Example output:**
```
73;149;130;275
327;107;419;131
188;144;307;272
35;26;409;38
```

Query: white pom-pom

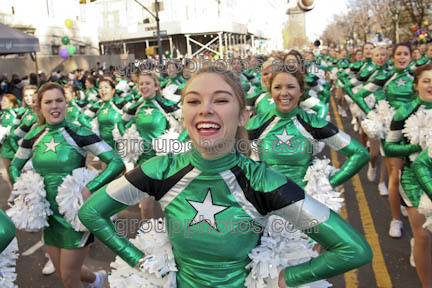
109;219;177;288
162;84;181;103
402;108;432;149
0;126;11;144
56;168;99;232
90;118;100;136
152;129;191;156
303;158;344;213
418;194;432;232
0;238;19;288
113;124;142;163
245;215;332;288
6;171;52;232
361;100;395;139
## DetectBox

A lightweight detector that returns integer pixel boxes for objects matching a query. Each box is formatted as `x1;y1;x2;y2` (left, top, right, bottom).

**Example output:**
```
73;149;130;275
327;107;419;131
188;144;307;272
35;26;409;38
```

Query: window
79;45;86;55
52;45;60;55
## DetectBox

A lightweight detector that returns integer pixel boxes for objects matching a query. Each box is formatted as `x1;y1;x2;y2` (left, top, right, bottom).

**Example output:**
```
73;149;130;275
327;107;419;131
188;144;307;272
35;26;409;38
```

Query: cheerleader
384;64;432;287
118;72;180;220
1;93;25;191
85;79;129;151
350;46;392;194
245;59;274;116
382;43;416;238
9;82;125;288
246;67;369;190
79;67;372;287
64;84;92;129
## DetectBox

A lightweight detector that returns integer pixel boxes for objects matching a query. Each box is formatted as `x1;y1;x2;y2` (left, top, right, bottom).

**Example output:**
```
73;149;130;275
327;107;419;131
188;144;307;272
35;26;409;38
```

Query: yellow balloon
64;19;73;29
419;34;425;40
424;20;429;26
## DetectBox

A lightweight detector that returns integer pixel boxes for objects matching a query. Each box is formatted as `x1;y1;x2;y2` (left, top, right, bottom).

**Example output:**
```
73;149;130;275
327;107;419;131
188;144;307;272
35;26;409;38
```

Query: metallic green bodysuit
79;151;372;287
384;97;432;207
246;107;369;188
0;209;15;253
9;120;125;248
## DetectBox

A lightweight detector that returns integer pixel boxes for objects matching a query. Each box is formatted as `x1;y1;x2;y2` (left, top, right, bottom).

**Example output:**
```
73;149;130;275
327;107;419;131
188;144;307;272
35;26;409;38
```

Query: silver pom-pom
0;126;11;144
113;124;142;164
303;158;344;213
56;168;99;232
0;238;18;288
109;219;177;288
418;194;432;232
361;100;396;139
402;108;432;149
90;118;100;136
245;215;332;288
6;171;52;232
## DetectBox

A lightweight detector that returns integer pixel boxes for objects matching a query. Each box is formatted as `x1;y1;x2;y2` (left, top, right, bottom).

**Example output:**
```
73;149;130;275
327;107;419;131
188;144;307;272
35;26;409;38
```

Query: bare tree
402;0;432;28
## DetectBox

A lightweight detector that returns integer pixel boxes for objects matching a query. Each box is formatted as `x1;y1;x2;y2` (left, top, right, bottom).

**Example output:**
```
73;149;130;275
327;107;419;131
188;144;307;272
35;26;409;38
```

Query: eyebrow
185;90;234;97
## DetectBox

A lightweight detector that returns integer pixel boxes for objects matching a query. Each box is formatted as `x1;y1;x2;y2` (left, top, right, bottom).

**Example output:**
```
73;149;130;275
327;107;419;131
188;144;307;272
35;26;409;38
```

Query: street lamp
134;0;163;64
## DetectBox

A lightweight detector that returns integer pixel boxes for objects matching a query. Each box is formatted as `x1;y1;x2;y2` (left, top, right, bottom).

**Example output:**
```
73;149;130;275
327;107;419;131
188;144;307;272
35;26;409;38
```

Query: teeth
197;123;220;129
280;99;292;104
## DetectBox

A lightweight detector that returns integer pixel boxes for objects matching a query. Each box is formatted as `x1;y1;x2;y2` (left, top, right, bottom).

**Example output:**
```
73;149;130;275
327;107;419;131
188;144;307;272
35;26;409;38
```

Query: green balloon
61;36;70;45
67;45;76;55
165;50;169;55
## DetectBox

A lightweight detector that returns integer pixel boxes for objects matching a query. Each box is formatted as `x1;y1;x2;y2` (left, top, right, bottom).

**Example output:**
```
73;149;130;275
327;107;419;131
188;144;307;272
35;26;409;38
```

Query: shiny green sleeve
383;107;422;157
412;147;432;199
78;113;93;130
319;88;330;104
78;129;125;192
78;189;144;267
351;87;372;114
0;209;15;253
285;210;372;286
329;137;370;187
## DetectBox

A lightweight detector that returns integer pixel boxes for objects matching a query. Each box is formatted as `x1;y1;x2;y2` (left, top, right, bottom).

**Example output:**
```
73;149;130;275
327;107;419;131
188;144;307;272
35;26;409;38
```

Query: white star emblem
43;137;60;153
268;98;275;105
103;108;109;114
187;189;229;231
274;128;295;145
396;79;406;87
26;115;33;121
67;107;73;113
5;114;10;120
144;108;154;115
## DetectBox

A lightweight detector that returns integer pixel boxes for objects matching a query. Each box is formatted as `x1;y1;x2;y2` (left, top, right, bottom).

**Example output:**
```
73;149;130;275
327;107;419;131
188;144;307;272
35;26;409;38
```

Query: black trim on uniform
296;115;339;140
247;115;276;140
21;127;46;149
231;166;305;215
154;98;180;113
125;163;194;200
64;126;102;147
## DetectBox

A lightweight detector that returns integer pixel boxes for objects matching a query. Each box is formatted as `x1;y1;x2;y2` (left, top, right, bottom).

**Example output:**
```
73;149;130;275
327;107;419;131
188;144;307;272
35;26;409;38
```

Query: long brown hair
181;67;250;156
2;93;19;108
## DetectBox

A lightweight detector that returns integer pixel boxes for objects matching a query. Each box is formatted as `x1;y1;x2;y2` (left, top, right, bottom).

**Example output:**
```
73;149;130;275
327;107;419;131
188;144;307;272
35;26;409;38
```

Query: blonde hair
181;67;250;156
36;82;65;125
138;72;161;97
22;85;37;107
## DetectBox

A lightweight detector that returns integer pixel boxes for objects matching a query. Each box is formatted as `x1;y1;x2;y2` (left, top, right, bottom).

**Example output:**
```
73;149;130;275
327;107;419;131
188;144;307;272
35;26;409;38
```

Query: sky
305;0;349;41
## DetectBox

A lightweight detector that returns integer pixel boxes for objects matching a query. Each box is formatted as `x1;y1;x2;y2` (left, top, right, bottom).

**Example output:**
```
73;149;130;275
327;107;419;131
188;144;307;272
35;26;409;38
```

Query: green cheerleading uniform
66;99;92;129
304;73;331;104
344;58;377;101
120;95;180;165
383;97;432;207
246;107;369;188
350;64;393;114
9;120;125;248
1;107;25;159
86;97;129;148
383;67;415;110
0;209;15;253
84;87;99;104
8;107;38;153
412;147;432;200
79;150;372;287
245;87;266;115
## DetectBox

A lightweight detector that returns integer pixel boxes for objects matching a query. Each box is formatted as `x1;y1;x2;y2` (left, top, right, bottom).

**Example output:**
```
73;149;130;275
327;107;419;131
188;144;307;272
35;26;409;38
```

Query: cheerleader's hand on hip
82;186;91;202
279;269;287;288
